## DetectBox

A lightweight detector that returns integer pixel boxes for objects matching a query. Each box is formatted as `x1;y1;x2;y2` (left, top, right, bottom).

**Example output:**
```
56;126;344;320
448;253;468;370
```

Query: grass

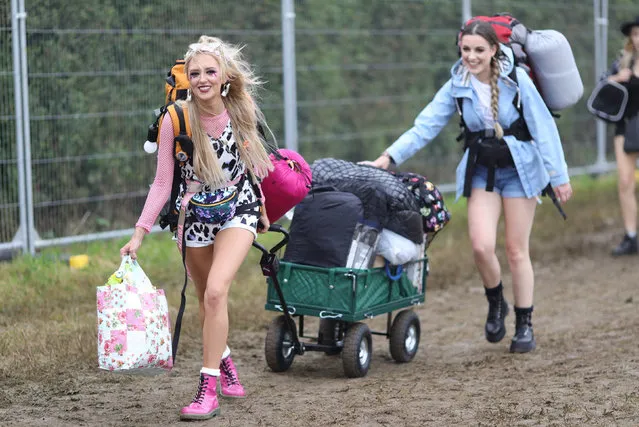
0;172;624;380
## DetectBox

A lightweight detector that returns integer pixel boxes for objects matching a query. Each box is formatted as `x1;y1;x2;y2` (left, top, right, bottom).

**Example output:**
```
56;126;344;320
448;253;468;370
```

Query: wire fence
1;0;634;255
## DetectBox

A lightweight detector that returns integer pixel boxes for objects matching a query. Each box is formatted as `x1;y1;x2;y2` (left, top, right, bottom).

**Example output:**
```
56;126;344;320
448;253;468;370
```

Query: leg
184;246;232;361
185;245;214;329
201;227;254;370
614;135;638;234
468;188;509;343
502;197;537;308
612;135;639;255
180;244;219;421
180;228;253;420
503;196;538;353
467;188;502;288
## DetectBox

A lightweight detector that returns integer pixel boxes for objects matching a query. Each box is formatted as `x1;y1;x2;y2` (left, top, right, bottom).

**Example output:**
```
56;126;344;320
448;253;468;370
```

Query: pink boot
219;356;246;398
179;373;220;420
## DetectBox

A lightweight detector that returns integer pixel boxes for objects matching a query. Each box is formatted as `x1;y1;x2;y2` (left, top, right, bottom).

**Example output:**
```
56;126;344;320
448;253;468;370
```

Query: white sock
627;231;637;238
200;367;220;377
222;346;231;360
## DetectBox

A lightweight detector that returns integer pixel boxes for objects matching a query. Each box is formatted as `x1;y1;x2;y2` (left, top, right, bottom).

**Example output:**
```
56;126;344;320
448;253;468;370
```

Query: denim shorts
471;164;527;198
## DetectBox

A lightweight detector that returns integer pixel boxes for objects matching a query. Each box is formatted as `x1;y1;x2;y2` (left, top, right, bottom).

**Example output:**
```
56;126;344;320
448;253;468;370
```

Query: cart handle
251;223;290;256
385;261;403;281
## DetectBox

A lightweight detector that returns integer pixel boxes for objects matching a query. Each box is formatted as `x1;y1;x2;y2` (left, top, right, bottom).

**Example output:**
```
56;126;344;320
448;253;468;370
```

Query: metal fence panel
1;1;629;253
0;0;21;252
19;0;284;250
293;0;613;187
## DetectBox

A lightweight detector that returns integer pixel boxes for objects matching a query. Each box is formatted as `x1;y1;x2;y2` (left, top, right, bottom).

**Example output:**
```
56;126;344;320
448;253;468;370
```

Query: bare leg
467;188;503;288
614;135;638;234
200;227;254;369
185;246;213;330
502;197;537;308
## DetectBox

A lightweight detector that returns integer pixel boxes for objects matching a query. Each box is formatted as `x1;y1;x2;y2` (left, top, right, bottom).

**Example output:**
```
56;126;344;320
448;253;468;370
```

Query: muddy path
2;230;639;426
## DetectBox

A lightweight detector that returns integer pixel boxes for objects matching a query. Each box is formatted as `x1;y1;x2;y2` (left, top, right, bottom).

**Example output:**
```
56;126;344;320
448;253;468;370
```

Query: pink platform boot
219;356;246;398
179;373;220;420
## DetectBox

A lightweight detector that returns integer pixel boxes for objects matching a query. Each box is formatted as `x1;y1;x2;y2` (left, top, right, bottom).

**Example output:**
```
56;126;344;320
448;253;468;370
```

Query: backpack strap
162;102;192;364
456;66;531;144
167;103;191;139
257;121;283;160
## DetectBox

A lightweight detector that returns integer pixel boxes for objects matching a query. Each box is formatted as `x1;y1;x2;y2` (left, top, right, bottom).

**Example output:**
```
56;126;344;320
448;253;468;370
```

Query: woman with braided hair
361;20;572;353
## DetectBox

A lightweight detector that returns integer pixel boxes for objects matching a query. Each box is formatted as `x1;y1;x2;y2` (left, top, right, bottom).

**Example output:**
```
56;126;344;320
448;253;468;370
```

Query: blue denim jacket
385;47;569;201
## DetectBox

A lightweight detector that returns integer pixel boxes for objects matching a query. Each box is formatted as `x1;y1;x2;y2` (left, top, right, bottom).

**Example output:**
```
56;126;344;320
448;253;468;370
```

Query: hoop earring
221;82;230;97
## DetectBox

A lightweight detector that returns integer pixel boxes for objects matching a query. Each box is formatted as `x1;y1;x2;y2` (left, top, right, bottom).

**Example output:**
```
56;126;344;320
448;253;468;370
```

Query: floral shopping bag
96;255;173;374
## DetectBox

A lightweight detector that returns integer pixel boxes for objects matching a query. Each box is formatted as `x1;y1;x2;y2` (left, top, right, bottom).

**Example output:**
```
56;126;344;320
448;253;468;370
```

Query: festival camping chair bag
96;255;173;374
587;79;628;123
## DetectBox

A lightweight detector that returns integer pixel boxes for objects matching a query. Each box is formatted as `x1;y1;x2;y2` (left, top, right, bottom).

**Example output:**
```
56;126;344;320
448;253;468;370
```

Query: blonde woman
121;36;273;420
607;16;639;256
362;21;572;353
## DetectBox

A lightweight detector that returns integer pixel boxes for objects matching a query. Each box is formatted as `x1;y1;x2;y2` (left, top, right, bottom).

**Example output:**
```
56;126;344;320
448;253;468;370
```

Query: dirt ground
2;229;639;427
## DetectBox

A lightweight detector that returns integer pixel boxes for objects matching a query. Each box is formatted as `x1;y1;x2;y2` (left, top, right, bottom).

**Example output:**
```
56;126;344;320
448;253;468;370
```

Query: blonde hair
183;35;273;188
619;37;638;69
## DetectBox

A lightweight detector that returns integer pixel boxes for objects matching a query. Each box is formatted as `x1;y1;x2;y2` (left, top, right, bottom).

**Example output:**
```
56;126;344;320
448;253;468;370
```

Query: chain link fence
1;0;634;255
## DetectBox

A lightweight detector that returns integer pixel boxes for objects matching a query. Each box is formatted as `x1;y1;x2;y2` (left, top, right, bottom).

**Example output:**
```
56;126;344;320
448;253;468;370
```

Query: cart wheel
318;318;342;355
342;322;372;378
265;315;296;372
389;310;421;363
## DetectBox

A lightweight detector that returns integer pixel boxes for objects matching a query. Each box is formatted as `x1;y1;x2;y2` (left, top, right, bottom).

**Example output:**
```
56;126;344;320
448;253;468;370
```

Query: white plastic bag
376;228;422;265
96;256;173;374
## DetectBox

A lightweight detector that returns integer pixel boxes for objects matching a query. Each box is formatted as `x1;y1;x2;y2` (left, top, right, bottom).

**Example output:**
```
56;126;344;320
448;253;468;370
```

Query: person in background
361;21;572;353
607;16;639;256
120;36;273;420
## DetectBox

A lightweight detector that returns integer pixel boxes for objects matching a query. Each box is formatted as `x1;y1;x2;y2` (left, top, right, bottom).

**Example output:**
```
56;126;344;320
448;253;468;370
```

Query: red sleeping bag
262;148;312;223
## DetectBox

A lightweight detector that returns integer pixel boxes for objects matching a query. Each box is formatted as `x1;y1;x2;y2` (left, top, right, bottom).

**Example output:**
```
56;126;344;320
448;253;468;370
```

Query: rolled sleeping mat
524;29;584;111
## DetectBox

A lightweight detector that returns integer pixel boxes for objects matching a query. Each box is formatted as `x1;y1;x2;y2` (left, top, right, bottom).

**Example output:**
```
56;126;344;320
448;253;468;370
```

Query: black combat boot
484;283;509;343
510;306;536;353
611;234;638;256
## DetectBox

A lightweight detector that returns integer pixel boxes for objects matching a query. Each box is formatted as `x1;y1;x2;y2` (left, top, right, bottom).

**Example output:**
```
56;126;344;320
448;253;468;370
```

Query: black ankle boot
611;234;638;256
484;283;509;343
510;306;536;353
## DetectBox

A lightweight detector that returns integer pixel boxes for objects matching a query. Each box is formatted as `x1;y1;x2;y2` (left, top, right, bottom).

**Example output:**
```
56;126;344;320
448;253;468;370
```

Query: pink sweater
135;110;230;232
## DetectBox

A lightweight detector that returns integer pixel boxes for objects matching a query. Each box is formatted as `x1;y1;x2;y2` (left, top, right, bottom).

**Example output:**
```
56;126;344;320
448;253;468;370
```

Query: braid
489;56;504;139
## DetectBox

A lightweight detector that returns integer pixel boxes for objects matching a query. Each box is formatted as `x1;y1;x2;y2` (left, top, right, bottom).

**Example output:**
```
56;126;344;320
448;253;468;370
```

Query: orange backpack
143;59;191;155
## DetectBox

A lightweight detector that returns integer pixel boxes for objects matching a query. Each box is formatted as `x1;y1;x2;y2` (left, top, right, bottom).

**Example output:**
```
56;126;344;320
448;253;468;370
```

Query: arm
120;114;176;258
519;69;568;186
605;58;632;83
252;173;270;233
365;80;457;168
517;69;572;201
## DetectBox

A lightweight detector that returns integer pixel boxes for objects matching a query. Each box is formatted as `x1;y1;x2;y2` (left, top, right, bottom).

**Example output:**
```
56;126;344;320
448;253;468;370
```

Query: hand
612;68;632;83
257;205;270;233
257;214;270;234
554;183;573;204
358;155;391;170
120;227;145;259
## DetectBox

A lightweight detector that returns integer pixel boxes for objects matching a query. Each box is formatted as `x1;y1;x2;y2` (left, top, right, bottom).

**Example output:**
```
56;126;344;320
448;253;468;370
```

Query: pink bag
262;149;312;223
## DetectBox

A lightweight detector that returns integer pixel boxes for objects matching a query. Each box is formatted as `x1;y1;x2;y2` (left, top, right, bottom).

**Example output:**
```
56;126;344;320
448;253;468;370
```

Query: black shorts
615;120;625;136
